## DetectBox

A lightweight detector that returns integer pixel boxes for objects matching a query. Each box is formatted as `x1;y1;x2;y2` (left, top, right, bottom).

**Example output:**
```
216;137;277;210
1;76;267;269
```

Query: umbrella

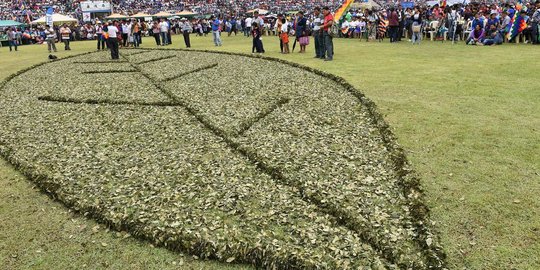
130;12;152;18
31;13;77;24
153;11;174;18
106;13;129;19
0;20;24;27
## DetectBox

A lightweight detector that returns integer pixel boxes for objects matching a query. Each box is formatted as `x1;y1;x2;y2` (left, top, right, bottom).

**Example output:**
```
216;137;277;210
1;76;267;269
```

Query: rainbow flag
507;0;528;41
333;0;354;23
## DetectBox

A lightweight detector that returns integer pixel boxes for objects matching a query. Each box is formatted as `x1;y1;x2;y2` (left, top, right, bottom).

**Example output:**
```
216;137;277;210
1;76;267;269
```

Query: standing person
532;0;540;44
295;11;309;53
159;18;169;45
166;18;172;45
388;7;399;42
7;27;18;52
280;18;290;54
397;4;404;41
245;16;253;37
107;21;120;59
447;7;461;42
132;20;140;48
121;21;129;47
251;22;263;53
253;11;265;52
95;21;105;50
181;18;192;48
152;21;161;46
411;7;423;45
228;17;237;36
44;25;57;53
321;6;334;61
211;15;222;46
59;23;71;50
275;14;284;53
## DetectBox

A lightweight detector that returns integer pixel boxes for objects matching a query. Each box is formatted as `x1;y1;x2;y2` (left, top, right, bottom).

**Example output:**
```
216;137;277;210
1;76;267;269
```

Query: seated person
467;24;485;45
482;24;503;45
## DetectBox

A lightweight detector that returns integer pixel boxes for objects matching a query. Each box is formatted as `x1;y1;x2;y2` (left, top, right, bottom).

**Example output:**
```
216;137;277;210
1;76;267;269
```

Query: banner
46;7;53;26
402;2;415;8
83;12;92;22
80;1;111;13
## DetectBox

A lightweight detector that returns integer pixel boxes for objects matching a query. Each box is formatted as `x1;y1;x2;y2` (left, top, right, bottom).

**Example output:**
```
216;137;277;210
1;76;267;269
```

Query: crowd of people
3;1;540;54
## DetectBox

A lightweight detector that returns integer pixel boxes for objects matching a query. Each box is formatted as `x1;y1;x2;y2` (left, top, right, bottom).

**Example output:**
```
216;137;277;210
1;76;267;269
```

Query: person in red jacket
387;7;399;43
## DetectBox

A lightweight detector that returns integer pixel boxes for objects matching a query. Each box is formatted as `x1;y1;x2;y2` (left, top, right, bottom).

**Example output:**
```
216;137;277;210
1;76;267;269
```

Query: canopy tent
175;11;198;17
106;13;129;19
31;13;77;25
247;9;268;15
130;12;152;18
0;20;24;27
153;11;174;18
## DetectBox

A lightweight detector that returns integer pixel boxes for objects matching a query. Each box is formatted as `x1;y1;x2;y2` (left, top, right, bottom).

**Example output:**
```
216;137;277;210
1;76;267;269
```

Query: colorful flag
333;0;354;23
441;0;447;9
507;1;528;41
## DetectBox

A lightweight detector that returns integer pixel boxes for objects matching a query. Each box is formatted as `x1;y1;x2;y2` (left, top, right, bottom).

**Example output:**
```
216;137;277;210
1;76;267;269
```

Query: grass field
1;35;539;269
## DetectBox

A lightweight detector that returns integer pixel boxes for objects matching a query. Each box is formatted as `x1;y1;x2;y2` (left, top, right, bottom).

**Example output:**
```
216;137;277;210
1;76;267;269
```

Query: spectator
152;21;161;46
532;0;540;44
180;17;192;48
95;21;105;50
211;15;222;46
295;11;308;53
44;25;57;53
251;22;263;53
59;23;71;50
388;7;399;42
467;24;485;45
159;18;169;45
106;21;120;59
482;24;503;45
312;7;324;58
7;27;18;52
411;7;422;45
321;6;333;61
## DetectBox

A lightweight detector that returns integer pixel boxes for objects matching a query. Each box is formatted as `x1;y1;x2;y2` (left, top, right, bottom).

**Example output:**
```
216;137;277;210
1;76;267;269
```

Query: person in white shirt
245;16;253;37
59;23;71;50
121;21;129;47
341;20;350;38
159;18;169;45
44;25;57;53
95;21;105;50
106;21;119;59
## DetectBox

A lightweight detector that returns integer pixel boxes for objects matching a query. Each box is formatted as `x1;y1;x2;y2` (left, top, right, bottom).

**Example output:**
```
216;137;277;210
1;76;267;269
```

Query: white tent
247;9;268;15
31;13;77;25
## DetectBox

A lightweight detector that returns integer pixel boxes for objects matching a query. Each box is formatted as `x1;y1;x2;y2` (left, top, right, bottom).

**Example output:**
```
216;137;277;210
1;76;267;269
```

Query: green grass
1;35;539;269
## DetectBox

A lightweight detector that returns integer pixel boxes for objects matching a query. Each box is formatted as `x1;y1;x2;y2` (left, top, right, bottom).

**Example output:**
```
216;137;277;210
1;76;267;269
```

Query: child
280;18;289;54
251;22;263;53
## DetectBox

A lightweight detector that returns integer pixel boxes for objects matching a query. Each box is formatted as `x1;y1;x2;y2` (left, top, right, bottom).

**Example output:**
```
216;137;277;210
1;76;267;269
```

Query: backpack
329;21;340;38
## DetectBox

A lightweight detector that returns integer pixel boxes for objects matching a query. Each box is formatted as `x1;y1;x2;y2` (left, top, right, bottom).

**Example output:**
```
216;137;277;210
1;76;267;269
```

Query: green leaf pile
0;49;446;269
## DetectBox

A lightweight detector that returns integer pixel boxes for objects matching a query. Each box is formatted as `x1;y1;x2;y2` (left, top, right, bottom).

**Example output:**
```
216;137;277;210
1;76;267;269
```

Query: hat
181;17;187;21
490;11;497;16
